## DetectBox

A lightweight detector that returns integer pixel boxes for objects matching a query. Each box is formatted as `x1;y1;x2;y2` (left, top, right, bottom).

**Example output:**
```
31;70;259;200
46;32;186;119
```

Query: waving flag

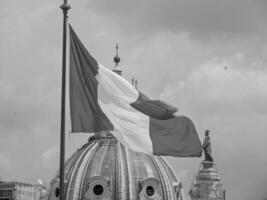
69;25;202;157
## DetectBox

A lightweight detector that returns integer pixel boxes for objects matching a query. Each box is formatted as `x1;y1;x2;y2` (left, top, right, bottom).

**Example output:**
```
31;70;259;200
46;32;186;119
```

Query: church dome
47;132;184;200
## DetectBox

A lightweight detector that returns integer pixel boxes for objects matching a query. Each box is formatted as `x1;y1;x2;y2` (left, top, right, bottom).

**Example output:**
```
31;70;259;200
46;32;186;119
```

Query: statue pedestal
202;161;214;169
189;160;225;200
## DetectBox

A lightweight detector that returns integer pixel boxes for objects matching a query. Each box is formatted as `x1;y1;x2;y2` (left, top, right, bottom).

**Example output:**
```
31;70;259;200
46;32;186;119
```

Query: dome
47;132;184;200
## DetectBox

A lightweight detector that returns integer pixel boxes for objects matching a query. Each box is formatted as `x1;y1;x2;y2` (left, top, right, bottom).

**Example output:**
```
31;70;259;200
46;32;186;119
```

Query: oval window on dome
84;176;112;200
146;185;155;197
139;177;162;199
54;187;60;197
93;184;104;196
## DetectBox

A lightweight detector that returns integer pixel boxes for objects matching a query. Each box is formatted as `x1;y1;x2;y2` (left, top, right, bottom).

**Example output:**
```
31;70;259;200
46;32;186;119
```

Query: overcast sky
1;0;267;199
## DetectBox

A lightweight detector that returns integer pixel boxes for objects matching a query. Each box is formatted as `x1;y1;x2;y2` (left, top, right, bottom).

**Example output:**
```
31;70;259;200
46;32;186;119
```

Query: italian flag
69;25;202;157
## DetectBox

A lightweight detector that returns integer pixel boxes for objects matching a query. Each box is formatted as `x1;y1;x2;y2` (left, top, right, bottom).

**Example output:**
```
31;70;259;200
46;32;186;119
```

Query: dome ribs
75;142;99;200
155;157;177;199
66;142;98;200
116;142;130;199
48;135;184;200
125;147;135;200
149;156;167;199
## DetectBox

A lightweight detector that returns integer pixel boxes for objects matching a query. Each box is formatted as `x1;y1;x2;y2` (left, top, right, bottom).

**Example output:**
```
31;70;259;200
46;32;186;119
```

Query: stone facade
0;181;46;200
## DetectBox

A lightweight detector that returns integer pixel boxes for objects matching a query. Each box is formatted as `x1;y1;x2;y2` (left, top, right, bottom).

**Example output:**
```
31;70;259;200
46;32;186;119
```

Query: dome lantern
112;43;122;76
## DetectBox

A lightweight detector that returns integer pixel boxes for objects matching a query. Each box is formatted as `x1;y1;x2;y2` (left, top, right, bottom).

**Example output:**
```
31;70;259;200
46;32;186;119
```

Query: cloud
87;0;267;39
160;56;267;116
41;146;59;170
0;153;10;168
0;153;10;177
0;0;61;138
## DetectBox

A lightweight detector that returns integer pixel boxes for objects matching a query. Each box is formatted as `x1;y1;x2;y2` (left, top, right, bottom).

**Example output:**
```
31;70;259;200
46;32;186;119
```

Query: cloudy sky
1;0;267;199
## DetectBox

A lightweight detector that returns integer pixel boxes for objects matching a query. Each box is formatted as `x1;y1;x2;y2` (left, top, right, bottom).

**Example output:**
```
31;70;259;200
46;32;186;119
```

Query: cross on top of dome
113;43;120;64
112;43;122;75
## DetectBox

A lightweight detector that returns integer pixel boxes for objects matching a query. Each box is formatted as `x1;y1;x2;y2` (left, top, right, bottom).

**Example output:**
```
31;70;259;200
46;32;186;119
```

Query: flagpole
59;1;70;200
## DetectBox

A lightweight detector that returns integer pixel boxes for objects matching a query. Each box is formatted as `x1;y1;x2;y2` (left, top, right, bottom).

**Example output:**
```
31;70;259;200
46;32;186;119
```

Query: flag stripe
96;64;153;154
69;25;113;132
150;116;202;157
131;92;178;120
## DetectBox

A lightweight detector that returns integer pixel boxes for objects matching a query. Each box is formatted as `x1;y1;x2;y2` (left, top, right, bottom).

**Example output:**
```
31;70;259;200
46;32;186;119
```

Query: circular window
54;187;60;197
146;186;155;197
93;184;104;196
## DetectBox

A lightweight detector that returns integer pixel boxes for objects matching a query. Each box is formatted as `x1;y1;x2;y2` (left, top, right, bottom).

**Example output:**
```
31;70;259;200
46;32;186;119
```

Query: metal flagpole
59;1;70;200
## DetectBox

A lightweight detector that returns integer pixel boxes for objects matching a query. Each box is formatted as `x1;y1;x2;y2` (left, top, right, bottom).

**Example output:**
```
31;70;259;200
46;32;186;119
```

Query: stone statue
203;130;214;162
